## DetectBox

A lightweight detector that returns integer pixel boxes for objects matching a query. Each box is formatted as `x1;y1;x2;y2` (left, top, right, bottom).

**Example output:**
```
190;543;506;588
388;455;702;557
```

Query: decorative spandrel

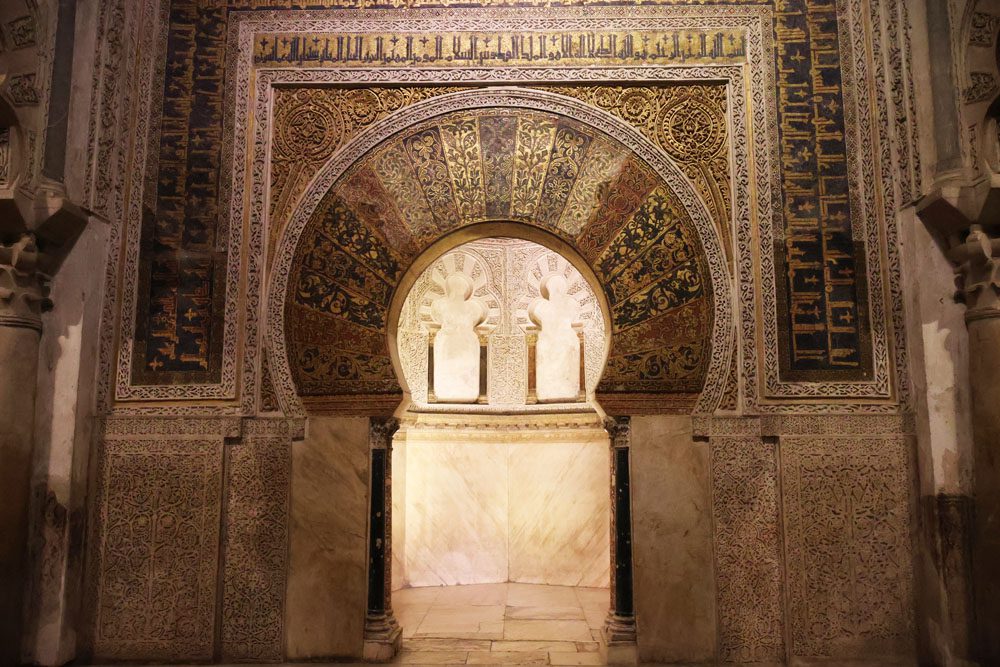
429;274;487;403
529;274;584;403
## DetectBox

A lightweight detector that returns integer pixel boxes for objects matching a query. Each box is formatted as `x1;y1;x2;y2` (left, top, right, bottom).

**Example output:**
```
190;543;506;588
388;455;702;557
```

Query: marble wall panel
781;435;916;661
507;442;609;587
395;427;609;589
630;415;716;663
391;439;407;591
221;434;291;662
286;417;369;659
401;441;509;586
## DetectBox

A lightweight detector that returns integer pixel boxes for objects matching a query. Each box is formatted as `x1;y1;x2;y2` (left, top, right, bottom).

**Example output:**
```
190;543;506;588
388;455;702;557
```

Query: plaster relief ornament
430;273;487;403
529;274;583;402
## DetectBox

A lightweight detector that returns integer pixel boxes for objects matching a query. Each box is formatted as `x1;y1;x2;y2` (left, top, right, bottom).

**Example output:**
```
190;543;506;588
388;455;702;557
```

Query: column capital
604;415;631;449
947;225;1000;322
369;416;399;450
0;234;50;331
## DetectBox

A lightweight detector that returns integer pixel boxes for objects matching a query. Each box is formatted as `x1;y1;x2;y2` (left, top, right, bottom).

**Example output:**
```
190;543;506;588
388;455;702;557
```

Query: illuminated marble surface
392;583;609;664
393;415;609;589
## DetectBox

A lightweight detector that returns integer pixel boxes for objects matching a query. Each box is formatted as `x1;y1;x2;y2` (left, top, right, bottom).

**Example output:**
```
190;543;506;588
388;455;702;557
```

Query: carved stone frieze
369;416;399;450
99;415;242;438
6;15;37;49
0;127;10;187
87;435;223;661
604;415;630;450
6;73;41;106
970;11;1000;46
399;238;606;408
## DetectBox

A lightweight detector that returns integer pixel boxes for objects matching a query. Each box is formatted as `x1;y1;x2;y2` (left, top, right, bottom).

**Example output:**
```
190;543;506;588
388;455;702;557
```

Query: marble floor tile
415;604;505;636
466;650;550;664
490;640;580;652
549;651;605;665
503;620;594;642
505;605;585;620
398;608;432;639
395;650;469;664
402;638;493;652
416;630;505;641
391;583;610;664
574;587;609;608
443;582;509;606
507;583;579;608
396;586;446;606
580;605;607;630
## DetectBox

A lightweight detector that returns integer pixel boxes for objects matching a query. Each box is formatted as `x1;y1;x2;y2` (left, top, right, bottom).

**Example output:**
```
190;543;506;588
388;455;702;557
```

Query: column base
363;612;402;662
602;612;637;665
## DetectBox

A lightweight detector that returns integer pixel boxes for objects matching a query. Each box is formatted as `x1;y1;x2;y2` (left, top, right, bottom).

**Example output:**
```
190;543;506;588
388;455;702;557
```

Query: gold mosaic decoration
269;86;464;262
548;85;733;261
281;100;722;409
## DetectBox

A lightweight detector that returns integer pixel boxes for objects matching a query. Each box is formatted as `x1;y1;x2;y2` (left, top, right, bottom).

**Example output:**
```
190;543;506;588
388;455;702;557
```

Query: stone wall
61;0;943;663
79;413;917;663
83;417;297;663
392;415;610;589
628;415;917;664
285;416;370;660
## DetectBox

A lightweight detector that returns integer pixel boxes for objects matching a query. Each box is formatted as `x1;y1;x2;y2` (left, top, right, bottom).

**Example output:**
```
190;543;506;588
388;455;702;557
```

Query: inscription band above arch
266;87;735;417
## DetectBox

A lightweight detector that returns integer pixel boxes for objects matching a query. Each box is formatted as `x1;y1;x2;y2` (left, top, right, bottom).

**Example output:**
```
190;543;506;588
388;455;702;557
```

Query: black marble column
364;417;401;662
604;417;637;658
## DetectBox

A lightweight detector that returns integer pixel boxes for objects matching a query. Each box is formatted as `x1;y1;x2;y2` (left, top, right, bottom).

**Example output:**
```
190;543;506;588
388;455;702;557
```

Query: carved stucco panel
221;433;291;661
781;435;915;659
398;238;604;407
710;436;784;662
89;437;223;661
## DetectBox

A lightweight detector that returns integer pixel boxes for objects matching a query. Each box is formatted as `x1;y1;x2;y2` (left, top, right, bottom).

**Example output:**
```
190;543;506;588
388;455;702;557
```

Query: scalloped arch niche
391;238;611;590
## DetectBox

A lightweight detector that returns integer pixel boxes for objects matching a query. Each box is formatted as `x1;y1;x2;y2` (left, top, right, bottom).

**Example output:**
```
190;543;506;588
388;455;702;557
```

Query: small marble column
525;325;538;404
476;327;489;404
603;417;637;664
948;225;1000;661
364;417;402;662
0;235;49;663
426;323;439;402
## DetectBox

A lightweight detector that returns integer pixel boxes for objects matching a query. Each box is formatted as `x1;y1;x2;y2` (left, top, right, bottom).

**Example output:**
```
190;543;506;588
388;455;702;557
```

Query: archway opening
389;236;613;661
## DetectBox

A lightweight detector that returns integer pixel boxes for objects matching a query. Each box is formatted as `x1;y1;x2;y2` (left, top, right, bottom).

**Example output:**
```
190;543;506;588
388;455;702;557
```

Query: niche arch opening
387;223;613;415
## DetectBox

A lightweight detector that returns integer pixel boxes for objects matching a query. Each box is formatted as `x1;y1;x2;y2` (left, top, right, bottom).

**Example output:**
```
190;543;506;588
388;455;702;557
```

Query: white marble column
0;235;49;663
947;225;1000;661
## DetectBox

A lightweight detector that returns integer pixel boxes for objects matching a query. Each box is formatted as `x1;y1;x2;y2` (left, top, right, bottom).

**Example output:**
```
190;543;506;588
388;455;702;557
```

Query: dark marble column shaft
604;417;637;649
